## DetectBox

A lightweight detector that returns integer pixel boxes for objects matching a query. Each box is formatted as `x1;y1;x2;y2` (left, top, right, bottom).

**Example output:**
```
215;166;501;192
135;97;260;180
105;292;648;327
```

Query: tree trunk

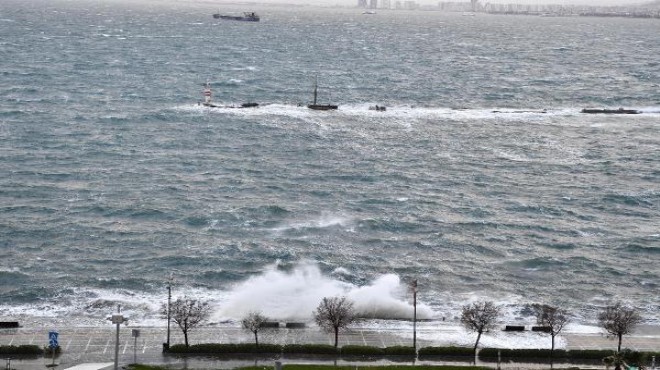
184;330;189;348
551;334;555;357
255;332;259;348
617;333;622;352
334;327;339;348
473;330;482;358
550;332;556;369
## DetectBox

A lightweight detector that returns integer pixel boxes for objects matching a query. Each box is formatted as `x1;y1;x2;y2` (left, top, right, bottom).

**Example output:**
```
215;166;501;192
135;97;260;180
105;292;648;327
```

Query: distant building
403;0;418;9
381;0;391;9
369;0;378;8
439;1;472;11
357;0;368;7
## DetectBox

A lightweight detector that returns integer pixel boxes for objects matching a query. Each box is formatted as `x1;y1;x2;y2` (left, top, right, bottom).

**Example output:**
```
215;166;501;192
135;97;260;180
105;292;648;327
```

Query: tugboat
199;82;259;109
307;77;338;111
213;12;260;22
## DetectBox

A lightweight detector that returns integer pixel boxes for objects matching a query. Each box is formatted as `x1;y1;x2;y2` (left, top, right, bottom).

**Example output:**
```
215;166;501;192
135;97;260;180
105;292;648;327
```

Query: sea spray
216;261;433;321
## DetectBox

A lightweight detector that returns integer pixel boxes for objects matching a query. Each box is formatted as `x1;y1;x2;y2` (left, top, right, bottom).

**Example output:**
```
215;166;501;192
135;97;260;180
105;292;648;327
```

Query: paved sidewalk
2;325;658;370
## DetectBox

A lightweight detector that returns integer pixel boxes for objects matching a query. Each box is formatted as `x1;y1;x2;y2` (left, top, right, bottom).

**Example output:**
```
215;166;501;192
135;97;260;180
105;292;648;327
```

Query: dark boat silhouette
581;107;640;114
307;77;338;111
213;12;260;22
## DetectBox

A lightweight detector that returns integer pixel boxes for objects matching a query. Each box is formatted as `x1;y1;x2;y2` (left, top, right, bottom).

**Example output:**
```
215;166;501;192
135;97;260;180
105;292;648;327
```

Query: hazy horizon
20;0;654;10
55;0;656;8
200;0;653;7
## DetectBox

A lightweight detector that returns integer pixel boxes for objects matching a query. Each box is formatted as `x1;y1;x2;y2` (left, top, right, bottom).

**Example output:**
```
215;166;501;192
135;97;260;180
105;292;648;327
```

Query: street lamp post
411;279;418;351
108;305;128;370
166;277;172;350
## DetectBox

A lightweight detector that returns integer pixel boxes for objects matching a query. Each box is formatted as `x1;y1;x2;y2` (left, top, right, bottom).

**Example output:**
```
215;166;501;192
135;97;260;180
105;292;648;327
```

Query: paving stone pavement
2;325;658;370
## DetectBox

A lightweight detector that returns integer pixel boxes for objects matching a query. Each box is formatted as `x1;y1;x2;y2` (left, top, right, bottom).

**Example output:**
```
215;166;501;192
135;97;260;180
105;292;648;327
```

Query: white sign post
108;306;128;370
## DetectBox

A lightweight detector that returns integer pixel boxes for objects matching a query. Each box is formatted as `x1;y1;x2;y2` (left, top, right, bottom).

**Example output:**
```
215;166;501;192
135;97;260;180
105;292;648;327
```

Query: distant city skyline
218;0;653;7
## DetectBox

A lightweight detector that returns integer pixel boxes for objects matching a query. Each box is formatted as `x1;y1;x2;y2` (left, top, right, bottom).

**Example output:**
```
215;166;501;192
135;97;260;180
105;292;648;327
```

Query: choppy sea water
1;0;658;345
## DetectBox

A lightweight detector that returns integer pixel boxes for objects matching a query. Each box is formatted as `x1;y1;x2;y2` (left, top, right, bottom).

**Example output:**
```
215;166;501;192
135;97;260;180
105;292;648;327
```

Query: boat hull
213;14;260;22
307;104;338;110
202;102;259;108
581;108;639;114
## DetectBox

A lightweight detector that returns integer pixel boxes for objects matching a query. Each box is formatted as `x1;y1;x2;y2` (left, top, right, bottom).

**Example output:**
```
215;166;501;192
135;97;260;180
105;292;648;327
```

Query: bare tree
161;297;211;347
533;304;570;357
314;296;357;348
598;302;642;352
241;311;268;347
460;301;500;356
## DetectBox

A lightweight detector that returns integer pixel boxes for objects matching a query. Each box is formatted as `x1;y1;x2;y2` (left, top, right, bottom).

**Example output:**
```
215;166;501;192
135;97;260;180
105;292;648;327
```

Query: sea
1;0;659;349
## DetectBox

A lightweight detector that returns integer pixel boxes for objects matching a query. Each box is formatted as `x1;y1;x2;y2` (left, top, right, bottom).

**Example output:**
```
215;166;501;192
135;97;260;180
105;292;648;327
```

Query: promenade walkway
2;325;658;370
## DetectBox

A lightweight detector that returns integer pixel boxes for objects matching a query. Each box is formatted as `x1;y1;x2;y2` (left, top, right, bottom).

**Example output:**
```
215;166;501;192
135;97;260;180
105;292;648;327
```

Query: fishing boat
213;12;260;22
199;82;259;109
307;77;338;111
581;107;640;114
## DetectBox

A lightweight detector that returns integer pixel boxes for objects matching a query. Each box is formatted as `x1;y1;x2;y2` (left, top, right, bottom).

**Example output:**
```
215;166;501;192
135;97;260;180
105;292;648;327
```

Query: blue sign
48;331;59;348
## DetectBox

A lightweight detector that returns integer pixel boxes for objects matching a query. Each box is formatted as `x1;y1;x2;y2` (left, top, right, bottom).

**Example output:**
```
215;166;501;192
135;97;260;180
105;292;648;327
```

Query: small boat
369;105;386;111
213;12;260;22
581;107;640;114
491;109;547;114
362;10;377;14
199;82;259;109
307;77;338;111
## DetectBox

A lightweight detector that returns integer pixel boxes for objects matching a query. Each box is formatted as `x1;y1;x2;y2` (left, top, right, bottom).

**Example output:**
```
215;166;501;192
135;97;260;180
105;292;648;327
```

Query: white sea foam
215;262;432;322
170;104;659;127
331;267;353;277
634;106;660;113
359;320;571;349
47;263;394;326
0;262;434;325
271;213;354;233
216;262;348;321
415;325;568;349
347;274;434;320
